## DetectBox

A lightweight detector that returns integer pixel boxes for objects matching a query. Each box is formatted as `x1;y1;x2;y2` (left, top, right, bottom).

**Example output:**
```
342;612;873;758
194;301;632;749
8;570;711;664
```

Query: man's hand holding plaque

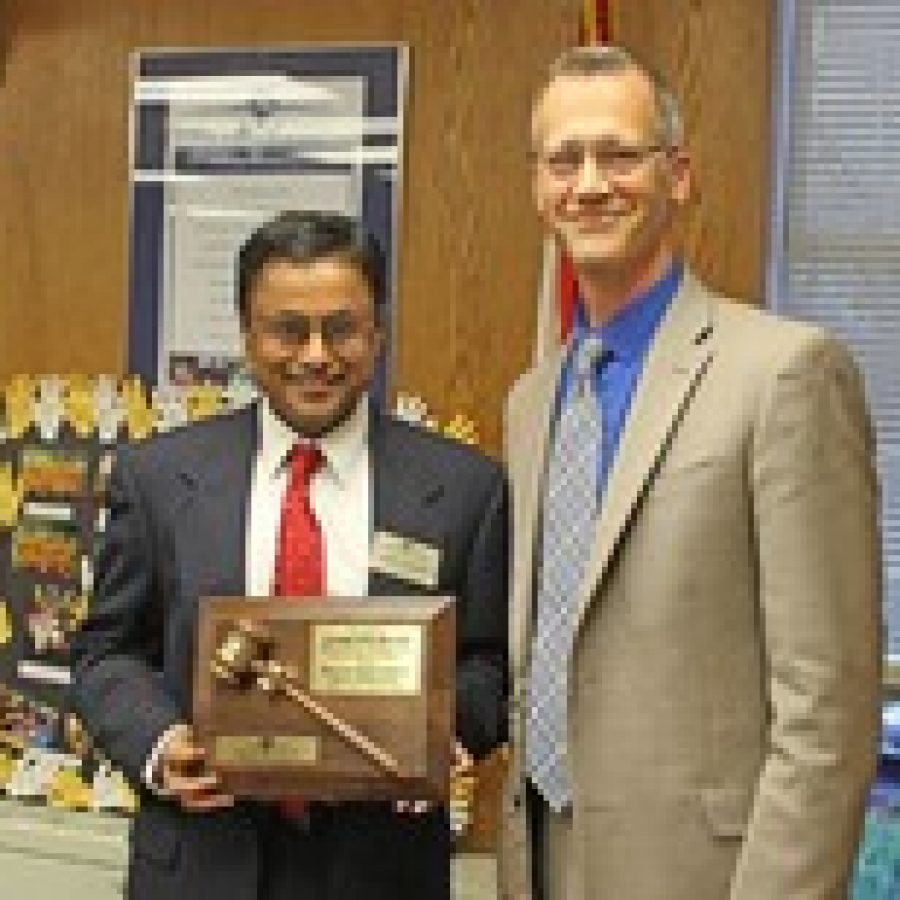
395;740;476;835
156;723;235;812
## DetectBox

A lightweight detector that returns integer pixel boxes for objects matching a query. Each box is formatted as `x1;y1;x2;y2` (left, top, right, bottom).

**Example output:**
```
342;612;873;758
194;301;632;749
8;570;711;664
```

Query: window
769;0;900;664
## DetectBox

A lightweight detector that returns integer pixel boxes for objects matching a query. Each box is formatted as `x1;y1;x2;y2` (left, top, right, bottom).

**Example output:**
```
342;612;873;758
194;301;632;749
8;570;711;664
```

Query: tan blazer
500;272;881;899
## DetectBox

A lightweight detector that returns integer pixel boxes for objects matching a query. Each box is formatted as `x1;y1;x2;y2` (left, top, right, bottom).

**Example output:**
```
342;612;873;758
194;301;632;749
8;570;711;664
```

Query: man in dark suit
71;211;509;900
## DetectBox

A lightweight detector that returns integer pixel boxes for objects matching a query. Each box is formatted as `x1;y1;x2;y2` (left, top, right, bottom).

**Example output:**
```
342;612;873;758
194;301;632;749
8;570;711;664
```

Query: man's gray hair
535;44;684;147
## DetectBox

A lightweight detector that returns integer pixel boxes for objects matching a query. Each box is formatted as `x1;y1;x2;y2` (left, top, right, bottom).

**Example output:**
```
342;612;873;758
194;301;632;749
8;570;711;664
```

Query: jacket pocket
649;454;734;499
699;784;752;838
130;804;182;870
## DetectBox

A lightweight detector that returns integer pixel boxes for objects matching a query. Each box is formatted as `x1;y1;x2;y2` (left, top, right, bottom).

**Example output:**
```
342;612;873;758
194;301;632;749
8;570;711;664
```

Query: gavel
211;619;477;836
211;619;403;778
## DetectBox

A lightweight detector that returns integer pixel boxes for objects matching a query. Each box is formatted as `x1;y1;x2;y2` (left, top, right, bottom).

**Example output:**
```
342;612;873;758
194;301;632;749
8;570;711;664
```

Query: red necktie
273;443;324;819
274;443;325;597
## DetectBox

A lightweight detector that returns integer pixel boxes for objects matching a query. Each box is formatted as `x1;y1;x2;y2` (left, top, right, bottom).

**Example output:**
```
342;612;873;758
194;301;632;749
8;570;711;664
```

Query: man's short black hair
237;210;386;326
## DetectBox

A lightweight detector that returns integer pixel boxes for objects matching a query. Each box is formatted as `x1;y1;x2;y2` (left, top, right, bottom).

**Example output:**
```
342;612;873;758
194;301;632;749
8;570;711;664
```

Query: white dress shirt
144;396;372;789
247;395;371;598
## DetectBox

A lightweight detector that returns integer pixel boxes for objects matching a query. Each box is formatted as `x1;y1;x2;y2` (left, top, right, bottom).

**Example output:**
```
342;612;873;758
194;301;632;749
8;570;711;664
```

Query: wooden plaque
193;596;454;801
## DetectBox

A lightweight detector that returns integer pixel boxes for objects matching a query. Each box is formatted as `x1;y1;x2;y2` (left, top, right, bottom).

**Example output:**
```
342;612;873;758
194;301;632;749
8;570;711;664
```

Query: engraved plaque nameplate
215;734;320;765
311;623;422;695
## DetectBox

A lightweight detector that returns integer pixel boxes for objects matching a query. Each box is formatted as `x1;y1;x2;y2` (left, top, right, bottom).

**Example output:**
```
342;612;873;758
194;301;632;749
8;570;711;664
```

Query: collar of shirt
257;395;369;485
571;259;683;364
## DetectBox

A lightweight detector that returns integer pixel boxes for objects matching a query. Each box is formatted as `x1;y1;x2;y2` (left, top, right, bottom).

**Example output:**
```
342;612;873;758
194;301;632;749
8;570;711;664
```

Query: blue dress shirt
556;261;683;493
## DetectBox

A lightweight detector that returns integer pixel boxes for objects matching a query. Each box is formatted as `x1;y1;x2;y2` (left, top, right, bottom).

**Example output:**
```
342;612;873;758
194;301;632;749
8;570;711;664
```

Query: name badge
370;531;440;589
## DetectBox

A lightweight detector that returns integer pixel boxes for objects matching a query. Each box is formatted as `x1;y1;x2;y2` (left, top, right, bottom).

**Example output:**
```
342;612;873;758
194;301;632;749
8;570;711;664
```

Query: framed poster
129;46;407;404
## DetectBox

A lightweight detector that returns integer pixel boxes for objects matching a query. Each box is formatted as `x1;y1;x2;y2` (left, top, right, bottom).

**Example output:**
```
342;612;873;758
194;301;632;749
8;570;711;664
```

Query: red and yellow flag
534;1;609;361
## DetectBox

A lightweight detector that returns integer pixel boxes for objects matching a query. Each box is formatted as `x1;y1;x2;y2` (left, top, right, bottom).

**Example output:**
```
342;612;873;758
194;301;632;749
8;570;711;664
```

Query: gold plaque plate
310;623;422;695
215;734;319;765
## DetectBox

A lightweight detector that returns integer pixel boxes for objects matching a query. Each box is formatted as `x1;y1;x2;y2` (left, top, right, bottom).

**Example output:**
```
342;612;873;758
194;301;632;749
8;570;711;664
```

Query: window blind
771;0;900;658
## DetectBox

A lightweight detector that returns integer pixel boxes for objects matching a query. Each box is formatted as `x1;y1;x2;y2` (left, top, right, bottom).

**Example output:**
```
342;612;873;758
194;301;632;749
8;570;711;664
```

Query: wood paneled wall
610;0;773;305
0;0;580;454
0;1;772;451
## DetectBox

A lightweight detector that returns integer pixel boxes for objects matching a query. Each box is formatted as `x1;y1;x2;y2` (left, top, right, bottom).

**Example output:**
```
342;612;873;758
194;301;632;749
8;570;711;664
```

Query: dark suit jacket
71;404;509;900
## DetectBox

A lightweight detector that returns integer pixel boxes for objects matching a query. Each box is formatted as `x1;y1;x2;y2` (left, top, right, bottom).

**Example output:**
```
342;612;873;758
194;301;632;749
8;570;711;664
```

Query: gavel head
210;619;274;688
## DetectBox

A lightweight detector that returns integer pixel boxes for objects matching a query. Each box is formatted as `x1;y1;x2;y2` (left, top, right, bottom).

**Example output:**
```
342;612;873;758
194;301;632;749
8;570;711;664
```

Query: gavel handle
274;675;403;778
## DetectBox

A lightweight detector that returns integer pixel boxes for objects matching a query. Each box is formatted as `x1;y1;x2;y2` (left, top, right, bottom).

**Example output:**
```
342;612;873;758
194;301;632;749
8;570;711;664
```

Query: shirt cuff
142;722;188;797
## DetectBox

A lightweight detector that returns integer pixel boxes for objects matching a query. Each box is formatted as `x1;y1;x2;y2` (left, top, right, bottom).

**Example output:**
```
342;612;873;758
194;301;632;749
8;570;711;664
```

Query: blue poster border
128;46;404;406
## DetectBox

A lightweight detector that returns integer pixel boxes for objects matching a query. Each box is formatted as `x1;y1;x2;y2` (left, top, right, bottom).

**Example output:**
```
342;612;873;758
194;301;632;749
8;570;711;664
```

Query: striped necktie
526;334;606;812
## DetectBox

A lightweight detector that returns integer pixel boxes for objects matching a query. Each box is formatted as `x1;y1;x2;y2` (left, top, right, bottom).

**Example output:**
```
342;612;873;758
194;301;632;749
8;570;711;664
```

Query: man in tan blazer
501;45;881;899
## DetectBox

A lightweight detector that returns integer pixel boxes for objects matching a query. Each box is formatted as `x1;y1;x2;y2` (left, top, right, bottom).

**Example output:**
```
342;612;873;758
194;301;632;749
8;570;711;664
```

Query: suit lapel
574;274;716;631
173;405;257;601
509;347;564;675
367;412;446;596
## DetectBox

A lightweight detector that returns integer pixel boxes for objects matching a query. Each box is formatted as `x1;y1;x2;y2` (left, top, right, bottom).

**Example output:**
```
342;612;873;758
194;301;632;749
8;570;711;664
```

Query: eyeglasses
535;141;671;180
251;311;374;352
